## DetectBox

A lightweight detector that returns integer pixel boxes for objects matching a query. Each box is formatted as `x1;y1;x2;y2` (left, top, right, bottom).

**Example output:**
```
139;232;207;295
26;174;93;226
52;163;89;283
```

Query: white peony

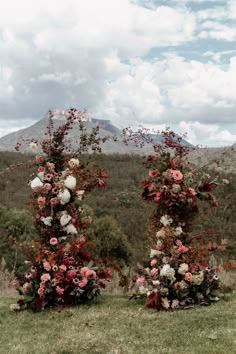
41;216;53;226
60;212;72;226
160;264;176;281
64;175;76;190
160;215;173;226
65;223;78;235
30;177;43;190
175;227;183;236
37;172;45;181
178;263;189;275
150;249;163;258
58;189;71;205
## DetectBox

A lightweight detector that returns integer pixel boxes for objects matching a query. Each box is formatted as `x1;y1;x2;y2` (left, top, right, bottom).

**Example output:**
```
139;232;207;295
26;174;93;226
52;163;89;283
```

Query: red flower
198;182;213;192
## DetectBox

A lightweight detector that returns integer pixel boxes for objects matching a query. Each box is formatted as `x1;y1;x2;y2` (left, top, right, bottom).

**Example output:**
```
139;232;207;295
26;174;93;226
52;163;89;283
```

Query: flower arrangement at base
13;109;111;311
131;130;228;311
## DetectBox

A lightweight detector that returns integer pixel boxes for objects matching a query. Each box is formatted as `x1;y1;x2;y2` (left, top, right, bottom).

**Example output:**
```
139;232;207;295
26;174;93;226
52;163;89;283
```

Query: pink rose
50;198;58;205
150;268;158;276
59;264;67;272
56;286;64;296
187;188;196;196
78;278;88;288
44;183;52;191
66;270;77;279
38;287;44;297
150;259;157;267
136;277;147;286
38;166;45;172
154;192;161;202
41;273;51;282
22;282;30;292
43;261;51;271
50;238;58;246
177;246;189;253
149;170;159;178
80;267;96;278
35;214;41;220
185;272;193;281
172;170;183;181
37;196;46;206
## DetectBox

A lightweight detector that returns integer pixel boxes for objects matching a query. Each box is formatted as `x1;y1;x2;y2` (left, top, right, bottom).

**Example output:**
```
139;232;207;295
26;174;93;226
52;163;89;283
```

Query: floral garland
13;109;111;311
132;130;228;311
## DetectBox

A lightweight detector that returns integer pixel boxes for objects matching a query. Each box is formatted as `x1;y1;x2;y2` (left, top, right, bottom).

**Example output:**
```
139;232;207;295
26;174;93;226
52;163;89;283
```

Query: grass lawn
0;293;235;354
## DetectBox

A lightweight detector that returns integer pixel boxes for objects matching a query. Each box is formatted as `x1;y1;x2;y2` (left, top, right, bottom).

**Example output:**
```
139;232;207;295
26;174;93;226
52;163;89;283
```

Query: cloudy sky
1;0;236;146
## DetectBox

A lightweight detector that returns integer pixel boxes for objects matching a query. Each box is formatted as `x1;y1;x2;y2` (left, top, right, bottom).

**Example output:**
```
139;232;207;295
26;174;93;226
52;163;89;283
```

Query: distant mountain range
0;110;190;154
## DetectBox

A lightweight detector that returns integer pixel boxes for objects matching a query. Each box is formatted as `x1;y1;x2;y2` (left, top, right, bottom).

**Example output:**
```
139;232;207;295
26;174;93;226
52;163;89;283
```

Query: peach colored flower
185;272;193;281
50;238;58;246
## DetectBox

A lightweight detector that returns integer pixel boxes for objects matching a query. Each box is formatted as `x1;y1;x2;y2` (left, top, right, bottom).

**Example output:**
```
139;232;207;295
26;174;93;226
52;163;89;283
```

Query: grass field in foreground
0;293;235;354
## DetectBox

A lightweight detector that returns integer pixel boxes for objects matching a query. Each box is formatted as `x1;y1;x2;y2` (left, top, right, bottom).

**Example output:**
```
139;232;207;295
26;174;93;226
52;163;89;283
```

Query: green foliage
0;206;37;271
0;151;235;267
0;294;236;353
88;215;133;265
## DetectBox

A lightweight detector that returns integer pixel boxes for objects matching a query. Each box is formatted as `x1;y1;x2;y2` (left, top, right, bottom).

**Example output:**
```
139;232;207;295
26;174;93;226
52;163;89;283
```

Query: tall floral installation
13;109;111;311
130;130;228;311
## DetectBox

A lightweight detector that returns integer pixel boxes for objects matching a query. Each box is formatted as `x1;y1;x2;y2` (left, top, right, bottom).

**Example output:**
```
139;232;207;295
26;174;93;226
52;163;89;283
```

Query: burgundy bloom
198;182;213;192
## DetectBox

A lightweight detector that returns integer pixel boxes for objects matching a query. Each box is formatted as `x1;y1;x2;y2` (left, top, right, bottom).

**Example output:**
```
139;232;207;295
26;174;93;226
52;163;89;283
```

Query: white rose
58;189;71;205
29;142;38;151
65;223;78;235
60;212;72;226
64;175;76;190
178;263;189;275
30;177;43;190
37;172;45;181
41;216;53;226
160;215;173;226
150;249;162;258
175;227;182;236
